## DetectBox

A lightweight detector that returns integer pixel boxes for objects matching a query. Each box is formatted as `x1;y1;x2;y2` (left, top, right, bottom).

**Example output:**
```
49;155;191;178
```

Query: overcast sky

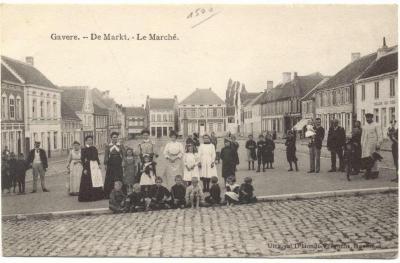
2;4;397;106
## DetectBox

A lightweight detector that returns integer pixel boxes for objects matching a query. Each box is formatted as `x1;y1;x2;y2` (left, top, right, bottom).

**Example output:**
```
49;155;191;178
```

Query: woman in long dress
67;141;83;195
163;130;184;188
198;134;217;192
78;135;104;202
104;132;125;198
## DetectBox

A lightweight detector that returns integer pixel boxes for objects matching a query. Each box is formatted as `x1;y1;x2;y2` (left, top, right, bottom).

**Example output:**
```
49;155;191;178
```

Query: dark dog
361;152;383;179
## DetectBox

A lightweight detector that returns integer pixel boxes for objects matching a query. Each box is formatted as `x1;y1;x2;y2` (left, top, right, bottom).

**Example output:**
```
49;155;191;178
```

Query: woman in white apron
163;130;184;188
67;141;83;196
78;135;104;202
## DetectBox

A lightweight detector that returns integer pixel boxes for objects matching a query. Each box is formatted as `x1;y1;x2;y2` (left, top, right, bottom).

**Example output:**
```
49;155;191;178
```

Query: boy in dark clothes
205;176;221;205
15;153;28;194
264;134;275;169
220;139;237;185
170;175;186;208
127;183;146;212
109;181;128;213
256;135;267;172
149;177;171;210
8;152;17;193
239;177;257;204
285;130;298;171
343;138;356;181
245;134;257;170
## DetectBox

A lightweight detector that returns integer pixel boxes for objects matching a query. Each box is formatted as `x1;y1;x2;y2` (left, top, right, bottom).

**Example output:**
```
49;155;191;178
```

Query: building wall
24;86;62;157
315;85;353;134
178;105;226;137
149;109;176;137
1;81;25;154
94;114;108;148
356;74;398;137
301;100;315;120
243;104;262;136
127;115;145;138
61;120;82;151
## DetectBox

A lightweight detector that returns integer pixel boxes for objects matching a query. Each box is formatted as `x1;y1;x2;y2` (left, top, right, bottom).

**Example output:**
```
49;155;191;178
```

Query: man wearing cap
327;119;346;172
361;113;383;179
27;141;49;193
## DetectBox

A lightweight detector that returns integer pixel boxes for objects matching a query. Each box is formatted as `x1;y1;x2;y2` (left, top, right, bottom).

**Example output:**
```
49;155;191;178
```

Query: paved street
2;138;398;215
2;192;397;257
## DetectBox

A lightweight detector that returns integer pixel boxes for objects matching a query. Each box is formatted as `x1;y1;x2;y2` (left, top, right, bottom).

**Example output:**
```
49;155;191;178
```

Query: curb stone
2;187;397;221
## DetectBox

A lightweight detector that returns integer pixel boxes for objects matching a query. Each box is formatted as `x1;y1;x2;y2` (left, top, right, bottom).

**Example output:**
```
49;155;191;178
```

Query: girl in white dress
183;144;200;185
163;131;184;188
66;141;83;196
198;134;217;192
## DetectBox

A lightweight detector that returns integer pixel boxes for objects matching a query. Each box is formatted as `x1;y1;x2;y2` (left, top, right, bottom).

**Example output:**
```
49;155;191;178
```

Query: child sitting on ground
127;183;146;212
149;177;171;210
170;175;186;208
186;177;204;208
224;176;240;205
205;176;221;205
109;181;128;213
139;154;156;198
239;177;257;204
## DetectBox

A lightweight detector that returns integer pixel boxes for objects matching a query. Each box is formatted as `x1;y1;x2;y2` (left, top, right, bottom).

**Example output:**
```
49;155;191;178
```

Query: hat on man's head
34;141;41;144
365;113;374;118
141;129;150;135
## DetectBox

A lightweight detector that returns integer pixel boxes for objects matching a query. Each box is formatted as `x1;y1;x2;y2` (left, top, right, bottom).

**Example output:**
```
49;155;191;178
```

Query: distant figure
8;152;17;193
264;134;275;169
15;153;28;194
285;130;298;172
245;134;257;170
256;134;267;172
272;130;277;140
308;118;325;173
27;141;49;193
210;131;218;151
351;120;362;175
388;120;398;182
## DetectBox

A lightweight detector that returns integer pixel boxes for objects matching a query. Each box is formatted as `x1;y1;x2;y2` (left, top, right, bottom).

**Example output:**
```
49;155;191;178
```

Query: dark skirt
264;151;274;163
78;165;104;202
222;161;236;179
2;168;11;190
104;154;123;198
286;146;297;162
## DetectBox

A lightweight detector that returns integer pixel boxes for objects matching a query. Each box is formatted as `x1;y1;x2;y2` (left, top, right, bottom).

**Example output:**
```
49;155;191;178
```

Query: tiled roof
241;92;260;106
149;98;176;110
1;64;23;84
261;72;324;103
61;100;81;121
91;89;109;109
1;56;57;89
359;51;398;80
61;88;86;112
244;92;264;107
301;77;330;101
316;53;377;91
93;103;108;115
125;107;146;116
180;88;224;105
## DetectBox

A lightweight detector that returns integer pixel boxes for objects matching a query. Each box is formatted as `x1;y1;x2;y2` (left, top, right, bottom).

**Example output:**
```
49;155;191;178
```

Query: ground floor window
163;127;167;136
53;132;58;150
151;127;156;137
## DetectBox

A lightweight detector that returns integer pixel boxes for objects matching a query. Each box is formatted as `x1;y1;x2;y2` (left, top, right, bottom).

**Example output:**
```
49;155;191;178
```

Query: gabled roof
1;64;23;84
261;72;325;103
180;88;224;105
359;51;398;80
91;89;109;109
244;92;264;107
61;100;81;121
93;103;108;115
301;77;330;101
1;56;57;89
241;92;260;106
149;98;176;110
125;107;146;116
61;87;86;112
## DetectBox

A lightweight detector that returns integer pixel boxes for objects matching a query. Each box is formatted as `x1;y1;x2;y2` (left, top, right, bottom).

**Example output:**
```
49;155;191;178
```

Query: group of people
305;113;398;181
244;133;276;172
2;143;49;194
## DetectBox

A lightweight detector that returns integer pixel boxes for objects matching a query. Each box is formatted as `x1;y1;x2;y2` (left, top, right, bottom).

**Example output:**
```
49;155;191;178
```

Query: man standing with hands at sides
308;118;325;173
27;141;49;193
361;113;383;179
327;119;346;172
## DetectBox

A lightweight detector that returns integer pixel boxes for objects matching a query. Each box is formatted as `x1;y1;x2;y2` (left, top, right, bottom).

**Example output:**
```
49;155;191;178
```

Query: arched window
1;93;8;119
16;96;22;120
9;95;15;119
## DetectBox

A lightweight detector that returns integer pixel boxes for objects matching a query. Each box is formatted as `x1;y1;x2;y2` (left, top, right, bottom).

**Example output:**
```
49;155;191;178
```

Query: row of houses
1;56;127;158
131;38;398;139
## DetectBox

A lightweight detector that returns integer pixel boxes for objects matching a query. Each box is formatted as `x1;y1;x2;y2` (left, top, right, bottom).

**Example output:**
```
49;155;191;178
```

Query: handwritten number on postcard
187;8;213;19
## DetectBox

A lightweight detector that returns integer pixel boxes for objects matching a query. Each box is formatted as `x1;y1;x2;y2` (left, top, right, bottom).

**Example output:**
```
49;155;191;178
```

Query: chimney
351;52;361;62
377;37;389;60
267;80;273;91
282;72;291;83
25;56;34;66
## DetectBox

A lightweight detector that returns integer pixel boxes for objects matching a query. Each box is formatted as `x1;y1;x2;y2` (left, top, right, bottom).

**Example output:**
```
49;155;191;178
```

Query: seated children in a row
224;176;257;205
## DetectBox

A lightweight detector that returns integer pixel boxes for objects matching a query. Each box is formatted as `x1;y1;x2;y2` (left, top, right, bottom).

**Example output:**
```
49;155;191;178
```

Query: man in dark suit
308;118;325;173
27;141;49;193
327;119;346;172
